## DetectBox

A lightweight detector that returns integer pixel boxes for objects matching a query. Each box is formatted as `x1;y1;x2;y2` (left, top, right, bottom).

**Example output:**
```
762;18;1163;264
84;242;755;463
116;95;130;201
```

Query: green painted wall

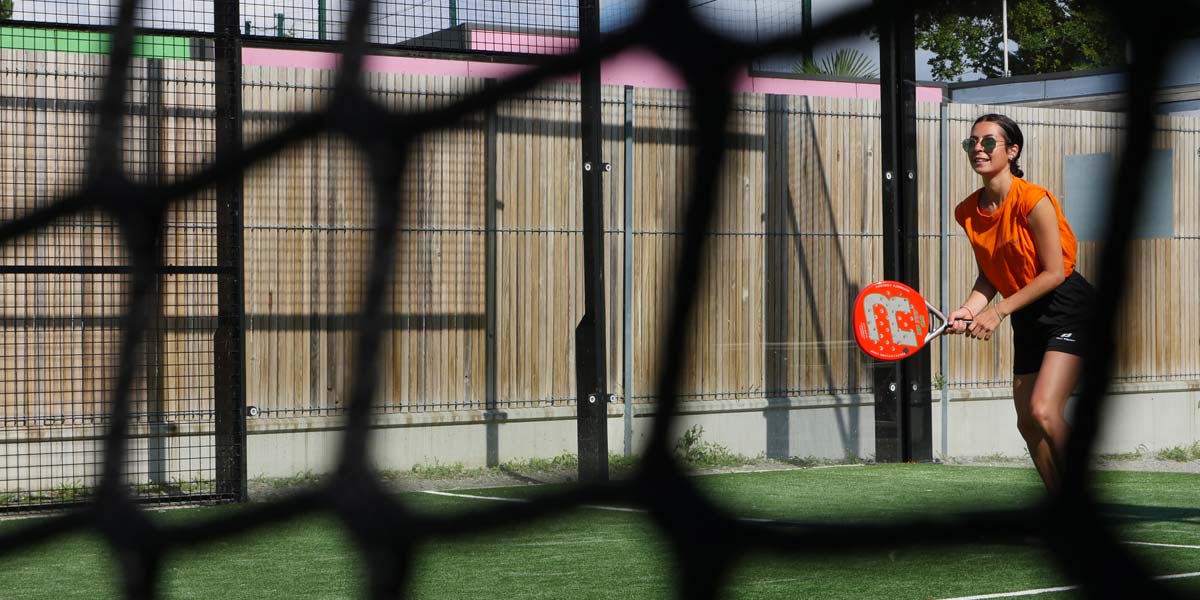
0;27;191;59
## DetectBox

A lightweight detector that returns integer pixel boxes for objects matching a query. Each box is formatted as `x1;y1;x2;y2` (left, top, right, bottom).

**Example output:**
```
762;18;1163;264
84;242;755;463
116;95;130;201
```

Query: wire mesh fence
0;27;225;508
238;0;583;51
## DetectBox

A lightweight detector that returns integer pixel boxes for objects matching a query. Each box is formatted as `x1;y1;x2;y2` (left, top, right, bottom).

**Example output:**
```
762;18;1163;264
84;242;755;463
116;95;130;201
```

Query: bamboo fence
3;52;1199;424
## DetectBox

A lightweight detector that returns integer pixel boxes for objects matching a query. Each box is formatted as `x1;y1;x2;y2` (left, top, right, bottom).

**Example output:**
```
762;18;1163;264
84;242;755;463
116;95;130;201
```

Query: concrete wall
244;395;876;478
243;380;1199;478
938;380;1200;458
2;382;1194;493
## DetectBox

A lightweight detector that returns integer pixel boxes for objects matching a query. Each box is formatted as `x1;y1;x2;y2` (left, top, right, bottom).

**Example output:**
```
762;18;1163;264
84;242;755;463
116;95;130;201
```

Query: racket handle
928;306;972;340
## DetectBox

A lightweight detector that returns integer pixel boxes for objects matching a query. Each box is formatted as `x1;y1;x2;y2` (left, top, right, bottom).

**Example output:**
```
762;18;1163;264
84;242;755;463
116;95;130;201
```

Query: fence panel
0;39;221;507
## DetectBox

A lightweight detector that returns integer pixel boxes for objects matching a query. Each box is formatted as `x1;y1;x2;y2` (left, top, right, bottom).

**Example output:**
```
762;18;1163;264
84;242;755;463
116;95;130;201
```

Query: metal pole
485;80;500;467
1002;0;1009;77
450;0;458;27
623;85;634;457
276;12;285;38
318;0;327;40
145;59;167;487
575;0;610;482
939;102;950;462
801;0;813;64
215;0;247;501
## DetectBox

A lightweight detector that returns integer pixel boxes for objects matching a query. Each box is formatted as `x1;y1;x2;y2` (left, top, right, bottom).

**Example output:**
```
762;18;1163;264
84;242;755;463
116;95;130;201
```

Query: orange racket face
853;280;931;361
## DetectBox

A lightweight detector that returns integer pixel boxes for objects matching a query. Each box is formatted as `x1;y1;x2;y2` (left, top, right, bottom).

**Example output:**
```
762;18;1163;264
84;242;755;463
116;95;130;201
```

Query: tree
793;48;879;79
1;0;13;21
914;0;1125;81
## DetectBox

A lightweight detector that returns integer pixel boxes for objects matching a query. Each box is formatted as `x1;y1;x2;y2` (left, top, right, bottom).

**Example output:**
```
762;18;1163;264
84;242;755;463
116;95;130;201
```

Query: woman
947;113;1094;494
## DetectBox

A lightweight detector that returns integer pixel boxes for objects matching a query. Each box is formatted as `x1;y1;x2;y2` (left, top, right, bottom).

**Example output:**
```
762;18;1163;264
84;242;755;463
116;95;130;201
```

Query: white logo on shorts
1055;332;1076;342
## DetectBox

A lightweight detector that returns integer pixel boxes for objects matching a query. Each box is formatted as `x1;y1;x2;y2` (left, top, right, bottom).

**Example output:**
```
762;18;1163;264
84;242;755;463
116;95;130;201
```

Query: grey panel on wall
1062;150;1174;241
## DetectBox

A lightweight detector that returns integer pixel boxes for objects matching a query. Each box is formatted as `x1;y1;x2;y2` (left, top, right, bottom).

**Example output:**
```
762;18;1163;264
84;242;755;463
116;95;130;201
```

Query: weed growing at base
1155;442;1200;462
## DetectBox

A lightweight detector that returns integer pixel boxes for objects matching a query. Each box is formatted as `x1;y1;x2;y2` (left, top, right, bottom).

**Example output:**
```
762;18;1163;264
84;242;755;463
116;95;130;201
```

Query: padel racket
852;280;966;361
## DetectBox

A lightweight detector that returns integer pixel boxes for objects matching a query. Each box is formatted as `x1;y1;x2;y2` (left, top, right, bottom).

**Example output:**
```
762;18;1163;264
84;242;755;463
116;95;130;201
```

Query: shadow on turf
1098;503;1200;527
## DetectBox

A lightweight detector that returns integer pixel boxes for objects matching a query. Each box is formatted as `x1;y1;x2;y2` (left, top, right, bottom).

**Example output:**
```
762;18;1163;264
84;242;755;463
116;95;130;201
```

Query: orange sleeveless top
953;177;1077;298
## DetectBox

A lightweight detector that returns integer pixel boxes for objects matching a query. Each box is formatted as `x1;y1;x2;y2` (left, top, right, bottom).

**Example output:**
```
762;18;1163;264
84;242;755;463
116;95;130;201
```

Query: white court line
422;490;789;521
422;492;1200;541
421;491;794;524
424;490;1200;598
938;584;1079;599
421;490;643;514
421;490;527;504
720;463;866;475
939;572;1200;600
1125;540;1200;550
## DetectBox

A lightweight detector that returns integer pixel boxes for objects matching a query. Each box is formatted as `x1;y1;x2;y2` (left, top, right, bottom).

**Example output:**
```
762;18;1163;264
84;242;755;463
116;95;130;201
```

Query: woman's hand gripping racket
852;280;970;361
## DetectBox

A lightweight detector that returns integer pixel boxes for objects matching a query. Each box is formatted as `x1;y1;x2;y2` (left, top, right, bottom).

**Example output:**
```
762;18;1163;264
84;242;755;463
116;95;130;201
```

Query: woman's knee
1030;395;1066;431
1015;413;1041;441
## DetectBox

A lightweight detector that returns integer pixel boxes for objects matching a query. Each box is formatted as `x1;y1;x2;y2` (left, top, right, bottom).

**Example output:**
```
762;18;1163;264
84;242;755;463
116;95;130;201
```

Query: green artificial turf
1;464;1197;599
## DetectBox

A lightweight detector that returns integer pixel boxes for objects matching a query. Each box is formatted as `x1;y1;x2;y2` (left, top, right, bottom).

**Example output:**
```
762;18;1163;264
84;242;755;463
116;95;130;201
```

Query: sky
10;0;959;81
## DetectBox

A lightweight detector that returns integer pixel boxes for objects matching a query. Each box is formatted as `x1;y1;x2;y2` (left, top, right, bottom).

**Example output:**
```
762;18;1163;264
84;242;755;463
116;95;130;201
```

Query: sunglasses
961;135;1006;154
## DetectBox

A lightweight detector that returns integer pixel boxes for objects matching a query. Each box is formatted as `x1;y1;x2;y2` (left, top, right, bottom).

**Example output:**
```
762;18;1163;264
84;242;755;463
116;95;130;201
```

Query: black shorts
1010;271;1095;375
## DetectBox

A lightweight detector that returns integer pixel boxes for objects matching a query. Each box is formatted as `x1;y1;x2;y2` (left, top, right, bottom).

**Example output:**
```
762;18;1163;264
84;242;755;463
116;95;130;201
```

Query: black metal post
875;0;932;463
764;94;791;459
575;0;610;482
214;0;248;500
144;58;168;487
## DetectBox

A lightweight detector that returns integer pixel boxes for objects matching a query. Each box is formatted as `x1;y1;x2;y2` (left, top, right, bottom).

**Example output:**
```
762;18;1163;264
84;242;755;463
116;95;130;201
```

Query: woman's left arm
996;196;1066;316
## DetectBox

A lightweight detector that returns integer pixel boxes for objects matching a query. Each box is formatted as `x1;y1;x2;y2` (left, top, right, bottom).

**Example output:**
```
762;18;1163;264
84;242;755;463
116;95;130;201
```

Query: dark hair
973;113;1025;178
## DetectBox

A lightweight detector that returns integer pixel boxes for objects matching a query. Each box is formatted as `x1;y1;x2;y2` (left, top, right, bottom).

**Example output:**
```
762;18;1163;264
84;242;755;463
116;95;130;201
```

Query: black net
0;0;1193;598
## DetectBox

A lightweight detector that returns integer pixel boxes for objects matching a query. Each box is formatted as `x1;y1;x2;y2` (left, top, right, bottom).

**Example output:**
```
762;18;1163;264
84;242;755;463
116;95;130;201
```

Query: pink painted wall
241;46;944;103
469;30;578;55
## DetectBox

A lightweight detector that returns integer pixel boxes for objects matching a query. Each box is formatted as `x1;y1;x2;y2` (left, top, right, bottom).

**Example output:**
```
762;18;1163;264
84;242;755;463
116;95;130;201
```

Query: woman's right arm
947;270;996;334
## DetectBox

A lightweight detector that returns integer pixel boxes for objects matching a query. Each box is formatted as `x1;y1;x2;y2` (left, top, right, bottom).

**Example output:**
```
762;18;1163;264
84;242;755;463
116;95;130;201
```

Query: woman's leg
1013;373;1059;492
1030;351;1083;470
1013;351;1084;493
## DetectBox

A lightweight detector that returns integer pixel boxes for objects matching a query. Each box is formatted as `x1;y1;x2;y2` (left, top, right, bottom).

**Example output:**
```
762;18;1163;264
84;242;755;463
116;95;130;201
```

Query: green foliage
39;481;92;503
673;425;742;469
253;470;324;490
408;462;480;479
510;452;578;472
1099;444;1148;462
133;477;213;496
933;372;947;390
913;0;1125;80
793;48;879;79
0;0;13;21
1155;442;1200;462
783;455;864;468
